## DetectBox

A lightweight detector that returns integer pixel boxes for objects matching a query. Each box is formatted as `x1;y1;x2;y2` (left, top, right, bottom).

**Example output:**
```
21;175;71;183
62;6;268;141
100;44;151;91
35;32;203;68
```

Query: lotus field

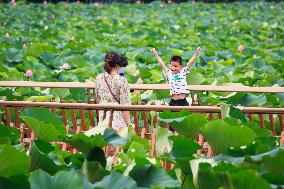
0;1;284;189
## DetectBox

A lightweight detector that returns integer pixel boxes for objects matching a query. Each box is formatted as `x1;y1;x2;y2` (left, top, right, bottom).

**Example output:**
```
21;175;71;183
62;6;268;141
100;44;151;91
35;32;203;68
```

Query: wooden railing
1;81;284;157
1;81;284;93
1;100;283;157
2;81;283;106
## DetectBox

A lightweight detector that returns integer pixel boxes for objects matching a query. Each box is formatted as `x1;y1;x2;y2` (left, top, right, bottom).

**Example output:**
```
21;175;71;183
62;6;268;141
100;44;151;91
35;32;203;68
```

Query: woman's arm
151;48;167;72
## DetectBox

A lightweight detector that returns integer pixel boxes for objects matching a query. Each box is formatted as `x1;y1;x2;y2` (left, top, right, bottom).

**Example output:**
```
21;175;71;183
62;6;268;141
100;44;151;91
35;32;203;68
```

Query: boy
151;47;201;106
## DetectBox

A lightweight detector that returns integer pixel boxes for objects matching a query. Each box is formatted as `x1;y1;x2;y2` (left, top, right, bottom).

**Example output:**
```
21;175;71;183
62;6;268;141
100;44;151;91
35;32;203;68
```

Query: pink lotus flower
25;69;33;77
167;0;172;4
192;0;195;4
94;2;102;8
238;45;244;53
11;0;16;6
44;0;47;4
134;89;141;94
5;32;10;38
136;0;141;4
62;63;70;70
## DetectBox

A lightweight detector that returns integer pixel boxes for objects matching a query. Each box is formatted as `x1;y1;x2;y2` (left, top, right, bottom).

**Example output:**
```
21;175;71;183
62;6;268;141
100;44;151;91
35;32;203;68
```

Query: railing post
70;100;78;131
78;100;86;131
141;102;149;133
4;100;11;127
132;103;140;134
258;114;265;129
279;114;284;132
268;106;276;136
13;99;20;128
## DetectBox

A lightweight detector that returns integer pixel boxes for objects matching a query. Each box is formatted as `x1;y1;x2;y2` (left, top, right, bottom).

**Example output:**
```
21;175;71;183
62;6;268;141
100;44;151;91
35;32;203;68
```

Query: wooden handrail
0;100;283;114
0;81;283;93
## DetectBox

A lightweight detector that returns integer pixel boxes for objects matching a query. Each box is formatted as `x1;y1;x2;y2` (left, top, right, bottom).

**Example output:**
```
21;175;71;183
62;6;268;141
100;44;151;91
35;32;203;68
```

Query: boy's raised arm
151;48;167;72
186;47;201;69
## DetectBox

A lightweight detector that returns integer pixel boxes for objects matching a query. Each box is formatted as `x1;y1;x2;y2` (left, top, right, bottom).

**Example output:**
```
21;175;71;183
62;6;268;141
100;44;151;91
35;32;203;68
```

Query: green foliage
0;2;284;188
0;1;283;105
0;144;30;178
201;120;257;154
0;125;21;145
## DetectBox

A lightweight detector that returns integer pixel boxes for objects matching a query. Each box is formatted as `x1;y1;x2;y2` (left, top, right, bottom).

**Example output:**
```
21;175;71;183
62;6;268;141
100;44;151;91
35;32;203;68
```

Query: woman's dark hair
170;56;182;65
104;51;128;73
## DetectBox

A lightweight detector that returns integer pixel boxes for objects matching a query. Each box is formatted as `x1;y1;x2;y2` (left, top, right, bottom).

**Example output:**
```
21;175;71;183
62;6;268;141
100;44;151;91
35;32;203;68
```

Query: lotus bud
62;63;70;70
238;44;244;53
25;69;33;77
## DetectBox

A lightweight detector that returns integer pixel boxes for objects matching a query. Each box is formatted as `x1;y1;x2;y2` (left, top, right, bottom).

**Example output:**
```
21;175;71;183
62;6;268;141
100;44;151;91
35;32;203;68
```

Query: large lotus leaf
169;135;201;158
197;163;222;189
0;144;30;178
130;165;179;188
229;106;248;123
64;133;107;154
159;110;190;123
245;147;284;163
201;120;257;154
40;52;58;67
93;172;138;189
169;114;207;138
29;140;67;174
22;107;65;132
0;175;29;189
187;72;205;85
103;128;129;147
155;126;172;156
82;160;108;183
22;117;64;142
0;125;20;145
126;141;147;159
52;88;70;99
29;169;86;189
227;136;278;157
230;170;271;189
228;93;266;106
3;48;24;63
262;150;284;174
262;173;284;186
64;88;87;102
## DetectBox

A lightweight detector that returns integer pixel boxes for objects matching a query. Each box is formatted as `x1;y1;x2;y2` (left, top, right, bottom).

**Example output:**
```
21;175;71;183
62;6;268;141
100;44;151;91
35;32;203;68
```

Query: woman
94;51;132;131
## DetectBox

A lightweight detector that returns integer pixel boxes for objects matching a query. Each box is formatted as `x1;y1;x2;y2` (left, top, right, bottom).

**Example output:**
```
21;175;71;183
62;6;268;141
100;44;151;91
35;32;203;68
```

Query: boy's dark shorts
168;98;189;131
169;98;189;106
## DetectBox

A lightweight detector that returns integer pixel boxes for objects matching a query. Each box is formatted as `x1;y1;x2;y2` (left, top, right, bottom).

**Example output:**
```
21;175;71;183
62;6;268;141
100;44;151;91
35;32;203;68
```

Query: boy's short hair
170;56;182;65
